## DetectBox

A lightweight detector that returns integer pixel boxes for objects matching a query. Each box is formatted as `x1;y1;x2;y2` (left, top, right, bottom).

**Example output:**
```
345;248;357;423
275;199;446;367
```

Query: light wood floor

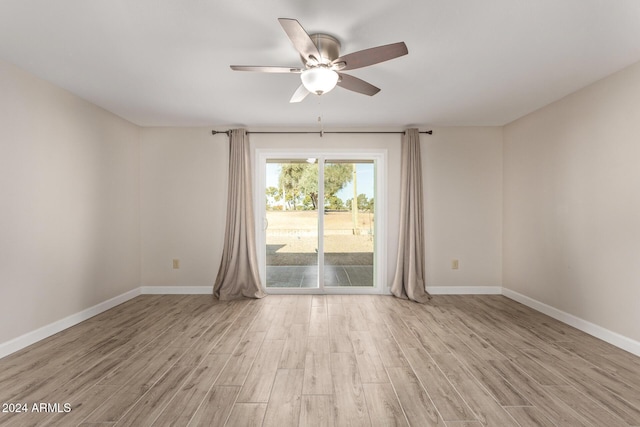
1;294;640;426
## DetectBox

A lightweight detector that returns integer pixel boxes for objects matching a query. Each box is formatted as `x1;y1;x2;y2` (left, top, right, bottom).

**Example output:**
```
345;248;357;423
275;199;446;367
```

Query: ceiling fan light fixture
231;19;408;102
301;67;339;95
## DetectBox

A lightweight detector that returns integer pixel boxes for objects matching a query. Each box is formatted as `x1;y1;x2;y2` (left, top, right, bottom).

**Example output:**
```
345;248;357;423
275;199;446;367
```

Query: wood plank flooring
1;294;640;426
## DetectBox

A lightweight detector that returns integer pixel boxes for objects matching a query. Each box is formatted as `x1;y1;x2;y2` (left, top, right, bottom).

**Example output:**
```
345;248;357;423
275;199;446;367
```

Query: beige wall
139;129;503;291
140;128;228;287
0;60;140;344
503;61;640;342
425;127;503;288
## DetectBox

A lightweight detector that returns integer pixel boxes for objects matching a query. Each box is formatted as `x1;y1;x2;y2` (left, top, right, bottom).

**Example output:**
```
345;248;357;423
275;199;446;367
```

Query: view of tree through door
264;158;375;289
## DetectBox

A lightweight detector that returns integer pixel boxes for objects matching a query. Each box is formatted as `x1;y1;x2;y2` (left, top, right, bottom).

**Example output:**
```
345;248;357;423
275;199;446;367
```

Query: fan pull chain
318;115;324;137
317;97;325;137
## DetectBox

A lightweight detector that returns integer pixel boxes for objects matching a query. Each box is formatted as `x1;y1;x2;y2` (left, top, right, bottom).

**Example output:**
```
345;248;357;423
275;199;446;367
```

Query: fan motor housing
305;33;341;64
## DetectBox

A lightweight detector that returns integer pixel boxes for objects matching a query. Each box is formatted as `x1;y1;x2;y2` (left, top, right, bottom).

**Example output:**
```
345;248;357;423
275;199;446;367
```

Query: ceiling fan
230;18;408;103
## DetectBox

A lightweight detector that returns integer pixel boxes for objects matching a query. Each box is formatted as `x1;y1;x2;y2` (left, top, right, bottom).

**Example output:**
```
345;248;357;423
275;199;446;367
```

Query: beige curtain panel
214;129;266;300
391;128;431;302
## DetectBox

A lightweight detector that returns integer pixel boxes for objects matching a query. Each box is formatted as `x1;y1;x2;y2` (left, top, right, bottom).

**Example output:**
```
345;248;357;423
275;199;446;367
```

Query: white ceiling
1;0;640;128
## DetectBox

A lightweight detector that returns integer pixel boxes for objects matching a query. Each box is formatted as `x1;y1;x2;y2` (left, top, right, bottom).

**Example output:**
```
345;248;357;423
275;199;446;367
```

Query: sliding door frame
255;148;388;295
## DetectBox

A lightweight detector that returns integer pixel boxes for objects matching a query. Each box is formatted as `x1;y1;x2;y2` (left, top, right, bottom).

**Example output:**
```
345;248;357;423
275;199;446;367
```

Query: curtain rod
211;130;433;136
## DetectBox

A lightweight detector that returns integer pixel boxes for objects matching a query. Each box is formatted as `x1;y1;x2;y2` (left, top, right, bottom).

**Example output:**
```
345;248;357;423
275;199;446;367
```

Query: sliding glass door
264;160;319;288
323;161;375;287
258;151;384;294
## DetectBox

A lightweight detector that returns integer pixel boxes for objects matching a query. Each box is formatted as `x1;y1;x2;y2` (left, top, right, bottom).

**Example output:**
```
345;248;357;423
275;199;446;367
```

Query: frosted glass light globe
301;67;339;95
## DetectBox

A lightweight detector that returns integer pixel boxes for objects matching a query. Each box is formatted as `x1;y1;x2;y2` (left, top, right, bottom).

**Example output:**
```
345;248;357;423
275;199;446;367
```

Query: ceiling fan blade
289;84;310;103
337;73;381;96
332;42;408;71
230;65;302;73
278;18;322;64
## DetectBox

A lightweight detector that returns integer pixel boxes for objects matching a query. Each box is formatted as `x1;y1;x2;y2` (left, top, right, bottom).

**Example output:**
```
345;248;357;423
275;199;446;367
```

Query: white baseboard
426;286;502;295
0;288;140;359
502;288;640;357
140;286;212;294
3;285;638;359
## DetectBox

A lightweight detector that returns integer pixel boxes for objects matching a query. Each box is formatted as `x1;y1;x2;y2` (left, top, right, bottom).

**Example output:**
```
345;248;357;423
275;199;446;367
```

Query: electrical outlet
172;259;180;269
451;259;459;270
